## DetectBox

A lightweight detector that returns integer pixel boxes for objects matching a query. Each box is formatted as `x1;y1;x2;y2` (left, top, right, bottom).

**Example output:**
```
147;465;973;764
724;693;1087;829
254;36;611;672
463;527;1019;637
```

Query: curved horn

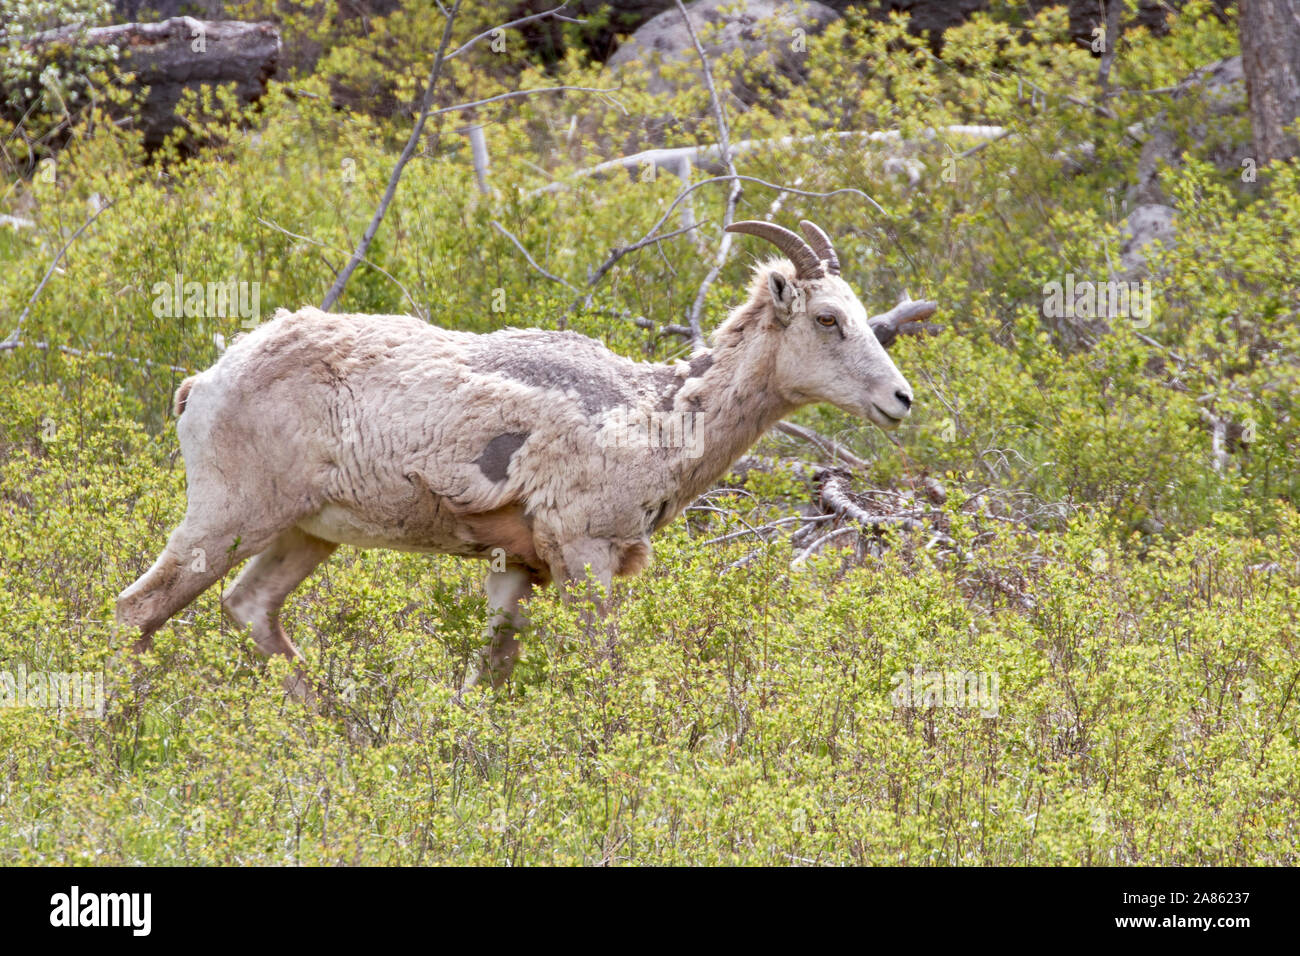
798;219;840;276
725;220;825;279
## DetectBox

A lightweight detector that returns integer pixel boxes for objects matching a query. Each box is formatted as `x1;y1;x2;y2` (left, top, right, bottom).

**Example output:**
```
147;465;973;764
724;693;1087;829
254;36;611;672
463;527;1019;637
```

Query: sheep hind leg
115;516;279;654
461;564;538;694
221;527;337;699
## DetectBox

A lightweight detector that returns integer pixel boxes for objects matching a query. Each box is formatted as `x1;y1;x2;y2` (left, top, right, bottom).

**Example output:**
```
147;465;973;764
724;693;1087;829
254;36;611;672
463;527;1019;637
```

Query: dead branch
445;4;580;60
431;85;624;117
531;128;1007;197
676;0;742;348
320;1;462;311
1199;406;1229;473
3;199;115;348
256;216;425;318
701;514;832;547
570;220;706;312
819;471;926;533
957;128;1014;159
867;297;940;348
774;422;870;470
573;174;883;317
491;220;577;291
317;6;610;312
790;527;859;567
587;308;693;340
0;339;194;375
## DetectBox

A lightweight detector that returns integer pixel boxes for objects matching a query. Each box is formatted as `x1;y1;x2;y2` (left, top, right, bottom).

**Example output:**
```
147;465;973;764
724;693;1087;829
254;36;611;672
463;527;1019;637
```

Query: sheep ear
767;272;796;327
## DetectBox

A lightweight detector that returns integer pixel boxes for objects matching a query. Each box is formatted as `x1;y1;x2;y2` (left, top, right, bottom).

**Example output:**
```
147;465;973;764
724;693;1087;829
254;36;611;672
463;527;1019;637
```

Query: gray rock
1128;55;1254;207
607;0;840;102
516;1;990;64
1120;203;1177;274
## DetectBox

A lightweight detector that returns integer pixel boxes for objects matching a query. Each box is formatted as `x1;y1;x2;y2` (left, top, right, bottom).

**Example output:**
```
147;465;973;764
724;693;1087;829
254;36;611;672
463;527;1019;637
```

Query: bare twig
1;196;201;375
762;175;804;221
820;472;925;532
676;0;741;348
575;174;882;316
571;220;706;312
931;54;1117;120
445;3;580;60
588;307;693;339
463;124;492;193
958;128;1014;159
1199;406;1229;473
321;1;462;311
491;220;577;291
256;217;426;318
675;0;732;164
0;338;194;374
701;514;831;547
431;85;624;116
1103;85;1179;98
685;502;768;544
532;127;1006;197
774;422;870;470
3;199;115;347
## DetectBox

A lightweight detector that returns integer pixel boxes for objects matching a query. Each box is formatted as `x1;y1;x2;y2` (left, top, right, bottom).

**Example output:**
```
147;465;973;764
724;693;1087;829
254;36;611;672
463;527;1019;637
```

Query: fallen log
20;17;281;148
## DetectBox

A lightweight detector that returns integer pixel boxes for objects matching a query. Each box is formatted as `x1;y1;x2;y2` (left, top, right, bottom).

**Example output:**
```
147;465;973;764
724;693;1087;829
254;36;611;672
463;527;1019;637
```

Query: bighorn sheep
115;220;931;692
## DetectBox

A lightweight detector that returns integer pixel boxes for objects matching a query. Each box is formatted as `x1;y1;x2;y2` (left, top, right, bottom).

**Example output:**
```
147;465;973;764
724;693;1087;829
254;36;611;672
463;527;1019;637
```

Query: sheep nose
895;390;913;409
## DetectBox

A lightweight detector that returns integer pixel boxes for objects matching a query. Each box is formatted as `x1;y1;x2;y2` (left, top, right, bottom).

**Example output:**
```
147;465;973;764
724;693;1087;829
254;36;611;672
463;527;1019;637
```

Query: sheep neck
666;327;795;505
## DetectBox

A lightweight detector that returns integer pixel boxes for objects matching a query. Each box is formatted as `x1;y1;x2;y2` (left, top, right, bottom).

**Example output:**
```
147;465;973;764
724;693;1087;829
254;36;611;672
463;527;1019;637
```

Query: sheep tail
173;376;196;417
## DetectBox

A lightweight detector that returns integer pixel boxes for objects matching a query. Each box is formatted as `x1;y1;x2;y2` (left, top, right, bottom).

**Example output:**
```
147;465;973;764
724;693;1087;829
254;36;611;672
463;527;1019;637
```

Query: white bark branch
531;127;1007;197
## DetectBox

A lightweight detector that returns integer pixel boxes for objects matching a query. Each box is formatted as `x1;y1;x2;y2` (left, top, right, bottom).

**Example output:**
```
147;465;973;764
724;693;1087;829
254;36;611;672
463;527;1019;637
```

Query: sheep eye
816;313;838;328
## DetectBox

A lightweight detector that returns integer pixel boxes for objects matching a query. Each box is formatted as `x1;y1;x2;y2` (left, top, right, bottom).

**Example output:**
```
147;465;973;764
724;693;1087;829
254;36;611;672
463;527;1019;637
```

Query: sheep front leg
552;538;617;614
461;564;537;693
545;538;623;676
549;537;619;661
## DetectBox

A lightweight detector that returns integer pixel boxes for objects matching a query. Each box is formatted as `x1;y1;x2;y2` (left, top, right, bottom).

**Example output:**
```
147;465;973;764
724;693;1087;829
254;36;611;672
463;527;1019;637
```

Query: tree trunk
1239;0;1300;163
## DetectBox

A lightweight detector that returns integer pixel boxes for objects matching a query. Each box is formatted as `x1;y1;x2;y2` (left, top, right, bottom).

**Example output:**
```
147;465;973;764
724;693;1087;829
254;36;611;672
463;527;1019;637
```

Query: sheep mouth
870;403;904;427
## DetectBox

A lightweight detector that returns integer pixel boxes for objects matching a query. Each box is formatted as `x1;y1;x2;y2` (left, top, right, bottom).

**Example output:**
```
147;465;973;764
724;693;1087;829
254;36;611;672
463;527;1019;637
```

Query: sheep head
725;219;914;430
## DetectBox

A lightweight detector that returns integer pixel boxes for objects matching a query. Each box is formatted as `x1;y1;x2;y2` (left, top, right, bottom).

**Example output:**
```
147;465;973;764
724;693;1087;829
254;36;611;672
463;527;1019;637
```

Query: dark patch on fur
476;432;528;482
470;332;636;415
688;353;714;377
651;354;712;413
